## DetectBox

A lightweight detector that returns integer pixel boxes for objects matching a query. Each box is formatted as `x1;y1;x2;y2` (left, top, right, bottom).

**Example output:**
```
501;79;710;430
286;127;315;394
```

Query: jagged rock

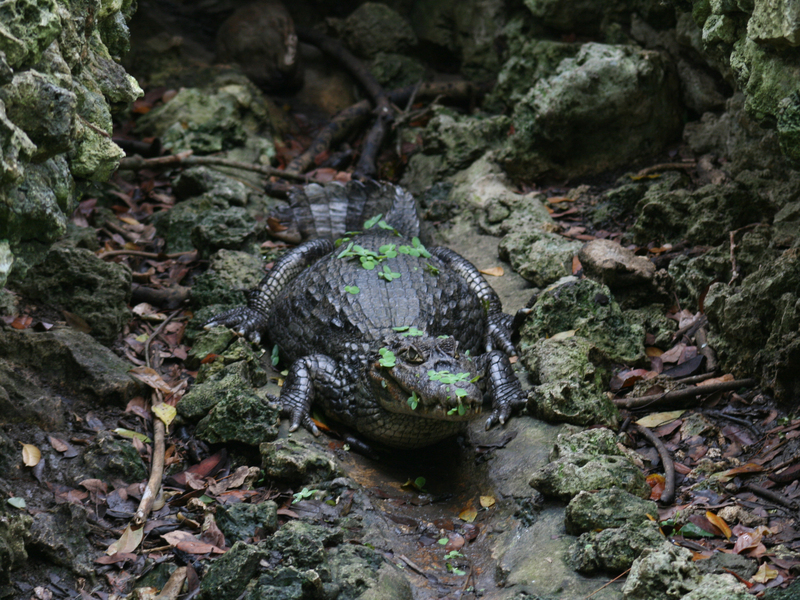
215;1;302;91
568;520;665;574
28;504;95;577
530;452;650;501
551;428;625;460
519;277;645;364
622;541;700;599
678;574;752;600
260;438;343;484
565;488;658;535
501;42;681;180
340;3;417;59
81;430;148;482
216;501;278;544
0;327;138;407
8;244;131;344
195;388;279;446
0;504;32;588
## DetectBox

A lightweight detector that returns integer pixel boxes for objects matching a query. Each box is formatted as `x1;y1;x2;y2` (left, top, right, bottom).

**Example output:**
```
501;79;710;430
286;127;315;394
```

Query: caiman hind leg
275;354;356;436
430;246;517;356
205;238;333;343
476;350;527;430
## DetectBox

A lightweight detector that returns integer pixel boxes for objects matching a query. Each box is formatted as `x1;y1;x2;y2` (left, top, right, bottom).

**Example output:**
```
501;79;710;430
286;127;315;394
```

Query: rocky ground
2;1;800;599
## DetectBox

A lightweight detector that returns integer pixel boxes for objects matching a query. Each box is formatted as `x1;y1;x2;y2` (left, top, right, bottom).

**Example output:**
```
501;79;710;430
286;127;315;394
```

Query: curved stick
636;424;675;504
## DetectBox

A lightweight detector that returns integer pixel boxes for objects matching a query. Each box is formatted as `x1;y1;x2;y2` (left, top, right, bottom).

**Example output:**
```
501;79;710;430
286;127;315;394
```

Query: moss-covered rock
499;229;581;288
550;428;624;460
622;541;700;599
190;206;261;259
569;520;665;574
704;247;800;400
565;488;658;535
519;278;646;364
81;430;148;482
195;388;279;446
501;42;681;181
261;438;343;484
679;573;752;600
198;540;272;600
530;453;650;501
216;501;278;544
400;108;511;192
8;244;131;344
0;504;32;587
28;503;96;577
368;52;426;89
340;3;417;59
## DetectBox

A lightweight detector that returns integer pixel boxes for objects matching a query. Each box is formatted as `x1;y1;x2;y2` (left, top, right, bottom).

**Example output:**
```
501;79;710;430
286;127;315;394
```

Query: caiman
207;180;526;448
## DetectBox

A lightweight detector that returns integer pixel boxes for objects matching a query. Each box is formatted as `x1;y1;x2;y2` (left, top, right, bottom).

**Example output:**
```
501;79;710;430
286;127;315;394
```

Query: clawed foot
205;306;267;344
485;312;517;356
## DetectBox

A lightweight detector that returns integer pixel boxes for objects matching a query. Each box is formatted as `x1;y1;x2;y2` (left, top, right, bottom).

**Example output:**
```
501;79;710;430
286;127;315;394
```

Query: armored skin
207;181;526;448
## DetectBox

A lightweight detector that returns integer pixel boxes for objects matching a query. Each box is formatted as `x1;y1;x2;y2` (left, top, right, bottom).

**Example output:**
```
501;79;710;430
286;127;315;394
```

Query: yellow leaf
106;524;144;555
20;442;41;467
118;216;141;226
114;428;152;443
549;330;576;341
128;366;175;394
635;410;685;429
459;507;478;523
645;346;664;357
153;403;176;427
479;266;504;277
479;495;495;508
705;511;732;539
751;562;778;583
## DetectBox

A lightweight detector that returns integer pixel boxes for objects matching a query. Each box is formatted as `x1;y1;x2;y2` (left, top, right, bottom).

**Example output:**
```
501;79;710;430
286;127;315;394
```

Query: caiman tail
268;180;423;243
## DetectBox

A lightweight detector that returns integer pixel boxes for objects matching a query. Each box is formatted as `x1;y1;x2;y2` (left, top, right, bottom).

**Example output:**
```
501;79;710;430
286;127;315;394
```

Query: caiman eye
403;346;424;363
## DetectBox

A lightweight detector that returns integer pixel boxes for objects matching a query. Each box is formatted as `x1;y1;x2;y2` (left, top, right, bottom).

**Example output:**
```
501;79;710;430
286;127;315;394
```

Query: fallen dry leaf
479;266;504;277
549;330;576;341
479;495;496;508
698;373;735;386
20;442;41;467
152;402;176;427
636;410;685;429
751;562;778;583
706;511;732;539
459;507;478;523
48;436;69;453
129;366;175;394
107;525;144;555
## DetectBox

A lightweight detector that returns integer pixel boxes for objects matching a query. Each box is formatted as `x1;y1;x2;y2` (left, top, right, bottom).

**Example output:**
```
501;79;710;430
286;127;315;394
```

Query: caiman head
367;334;483;420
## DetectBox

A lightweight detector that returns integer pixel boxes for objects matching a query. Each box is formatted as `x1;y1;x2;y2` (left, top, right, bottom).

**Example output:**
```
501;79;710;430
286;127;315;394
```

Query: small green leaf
292;487;316;504
337;242;354;258
377;220;395;230
470;374;481;383
451;567;466;576
402;326;424;337
271;344;280;367
455;388;467;398
407;391;419;410
677;522;716;539
458;404;467;416
437;538;449;545
7;497;26;509
199;495;214;504
378;348;396;368
363;214;383;229
424;262;439;276
345;285;360;294
412;237;432;258
334;237;350;248
447;407;457;415
392;325;410;332
445;550;463;560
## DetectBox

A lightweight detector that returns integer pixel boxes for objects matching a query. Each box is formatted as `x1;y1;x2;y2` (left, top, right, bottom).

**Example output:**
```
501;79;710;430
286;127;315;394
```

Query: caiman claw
485;312;517;356
204;306;268;344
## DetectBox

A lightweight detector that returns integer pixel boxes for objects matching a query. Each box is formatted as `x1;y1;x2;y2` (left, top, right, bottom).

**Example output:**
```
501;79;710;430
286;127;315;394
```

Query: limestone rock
569;520;665;574
261;438;343;484
565;488;658;535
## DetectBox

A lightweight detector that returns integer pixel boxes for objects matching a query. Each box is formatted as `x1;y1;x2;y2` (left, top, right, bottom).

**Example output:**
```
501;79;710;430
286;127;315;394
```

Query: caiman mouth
368;361;483;421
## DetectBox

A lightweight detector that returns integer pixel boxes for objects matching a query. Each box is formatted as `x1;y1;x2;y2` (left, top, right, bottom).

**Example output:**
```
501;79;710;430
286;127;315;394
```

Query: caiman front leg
205;238;333;343
275;354;356;436
475;350;527;430
430;247;517;356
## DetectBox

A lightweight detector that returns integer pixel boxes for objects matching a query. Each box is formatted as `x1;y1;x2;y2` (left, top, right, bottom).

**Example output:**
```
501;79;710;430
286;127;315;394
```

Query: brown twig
133;309;181;527
131;283;192;308
633;162;696;178
743;483;798;510
117;152;321;183
614;378;757;409
636;424;675;504
694;325;718;373
673;372;718;385
584;568;631;599
98;249;196;260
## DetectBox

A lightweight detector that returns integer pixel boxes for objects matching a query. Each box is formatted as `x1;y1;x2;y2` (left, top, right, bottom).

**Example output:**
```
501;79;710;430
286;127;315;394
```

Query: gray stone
28;504;95;577
579;239;657;289
679;574;752;600
341;2;417;59
622;541;700;599
216;501;278;544
551;428;624;460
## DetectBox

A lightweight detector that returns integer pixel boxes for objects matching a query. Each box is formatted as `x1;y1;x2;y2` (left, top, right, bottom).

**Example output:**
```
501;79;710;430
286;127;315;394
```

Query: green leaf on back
377;220;395;230
271;344;280;366
412;237;432;258
407;391;419;410
361;257;377;270
345;285;360;294
447;407;457;415
458;404;467;416
424;262;439;276
363;214;383;229
455;388;467;398
334;237;350;248
392;325;410;332
378;265;401;281
402;326;424;337
337;242;355;258
378;348;396;368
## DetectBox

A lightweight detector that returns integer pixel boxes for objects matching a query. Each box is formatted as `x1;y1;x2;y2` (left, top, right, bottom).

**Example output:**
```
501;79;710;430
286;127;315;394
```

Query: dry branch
636;424;675;504
614;378;757;409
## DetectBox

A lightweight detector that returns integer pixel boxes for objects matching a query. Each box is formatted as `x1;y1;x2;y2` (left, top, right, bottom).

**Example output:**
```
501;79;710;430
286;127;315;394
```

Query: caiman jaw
368;361;483;421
